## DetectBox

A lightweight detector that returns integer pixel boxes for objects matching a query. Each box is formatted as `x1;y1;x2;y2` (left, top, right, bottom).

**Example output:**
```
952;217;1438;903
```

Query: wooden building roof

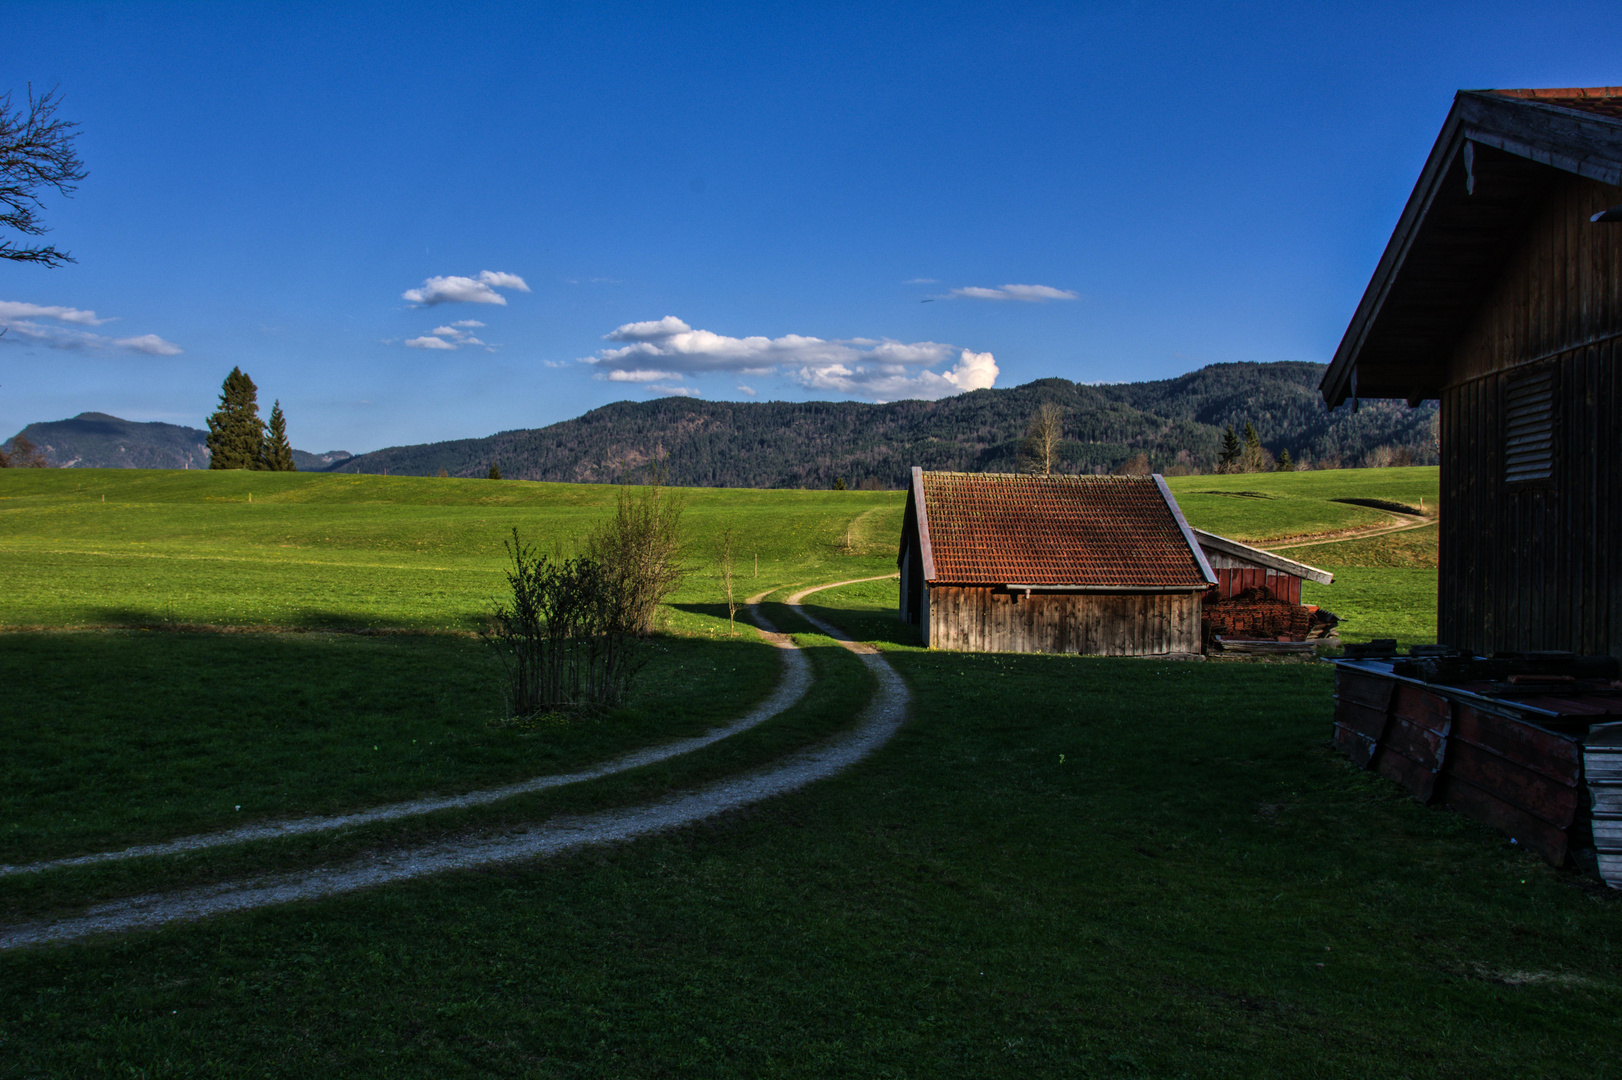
903;468;1216;590
1191;528;1334;585
1321;87;1622;407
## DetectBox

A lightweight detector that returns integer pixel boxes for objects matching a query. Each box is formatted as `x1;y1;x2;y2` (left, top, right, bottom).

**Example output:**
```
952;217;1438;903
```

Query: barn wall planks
926;586;1201;655
1440;172;1622;660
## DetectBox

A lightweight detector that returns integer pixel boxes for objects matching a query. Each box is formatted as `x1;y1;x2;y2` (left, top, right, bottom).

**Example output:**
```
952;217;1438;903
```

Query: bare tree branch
0;84;88;267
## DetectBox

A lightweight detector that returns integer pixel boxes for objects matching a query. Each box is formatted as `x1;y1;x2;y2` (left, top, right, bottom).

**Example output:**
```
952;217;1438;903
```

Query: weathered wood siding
1204;552;1303;604
926;586;1202;656
1440;172;1622;660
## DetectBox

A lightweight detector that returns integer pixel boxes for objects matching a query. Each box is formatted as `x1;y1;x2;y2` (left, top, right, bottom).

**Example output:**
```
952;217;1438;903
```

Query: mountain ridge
5;362;1437;487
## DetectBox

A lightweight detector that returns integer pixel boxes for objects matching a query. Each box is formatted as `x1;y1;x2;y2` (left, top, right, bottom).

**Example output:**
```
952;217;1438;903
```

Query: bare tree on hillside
1020;403;1064;476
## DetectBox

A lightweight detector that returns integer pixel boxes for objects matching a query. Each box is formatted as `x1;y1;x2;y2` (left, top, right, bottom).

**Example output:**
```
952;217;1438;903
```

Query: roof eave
1320;89;1622;408
1191;528;1335;585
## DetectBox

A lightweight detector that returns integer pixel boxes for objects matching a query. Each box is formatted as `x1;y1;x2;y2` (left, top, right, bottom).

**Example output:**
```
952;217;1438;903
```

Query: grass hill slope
5;412;351;471
314;361;1436;487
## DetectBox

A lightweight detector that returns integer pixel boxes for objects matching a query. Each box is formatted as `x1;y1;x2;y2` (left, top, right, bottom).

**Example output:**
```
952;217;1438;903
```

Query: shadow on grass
58;605;472;634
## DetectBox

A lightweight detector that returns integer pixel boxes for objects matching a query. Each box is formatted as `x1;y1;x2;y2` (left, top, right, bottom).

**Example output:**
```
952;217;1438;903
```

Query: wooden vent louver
1504;371;1555;483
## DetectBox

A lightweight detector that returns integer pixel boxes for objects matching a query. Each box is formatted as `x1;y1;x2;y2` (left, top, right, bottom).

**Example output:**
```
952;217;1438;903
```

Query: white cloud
112;334;184;356
404;335;458;350
0;300;180;355
903;278;938;285
646;384;701;397
403;324;486;350
583;316;996;401
0;300;112;325
402;271;530;306
794;349;998;400
602;368;681;382
949;283;1078;302
737;384;757;397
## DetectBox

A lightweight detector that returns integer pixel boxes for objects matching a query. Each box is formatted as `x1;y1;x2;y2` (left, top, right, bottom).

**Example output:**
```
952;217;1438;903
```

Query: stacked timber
1588;723;1622;886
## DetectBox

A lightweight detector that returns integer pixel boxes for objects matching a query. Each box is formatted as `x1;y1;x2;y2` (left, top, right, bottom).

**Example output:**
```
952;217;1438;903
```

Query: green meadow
5;465;1605;1079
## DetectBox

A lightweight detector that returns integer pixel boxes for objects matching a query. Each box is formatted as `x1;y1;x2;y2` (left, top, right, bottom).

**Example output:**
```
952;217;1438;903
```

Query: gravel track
0;613;809;880
0;577;907;949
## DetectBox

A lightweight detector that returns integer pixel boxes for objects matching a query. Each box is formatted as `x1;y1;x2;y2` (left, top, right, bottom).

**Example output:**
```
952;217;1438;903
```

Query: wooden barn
896;468;1217;656
1320;87;1622;884
1321;86;1622;660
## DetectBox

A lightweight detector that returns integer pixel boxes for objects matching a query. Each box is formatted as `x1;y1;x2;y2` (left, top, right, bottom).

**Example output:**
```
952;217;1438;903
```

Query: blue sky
3;1;1619;454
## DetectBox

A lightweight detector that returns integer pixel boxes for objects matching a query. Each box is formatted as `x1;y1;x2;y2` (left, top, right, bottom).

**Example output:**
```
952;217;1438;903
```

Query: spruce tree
206;367;266;470
1277;448;1293;471
488;463;502;480
1217;425;1241;473
262;400;297;471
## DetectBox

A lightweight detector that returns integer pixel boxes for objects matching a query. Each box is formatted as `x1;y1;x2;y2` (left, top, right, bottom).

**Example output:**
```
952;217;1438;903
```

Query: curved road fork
0;576;908;949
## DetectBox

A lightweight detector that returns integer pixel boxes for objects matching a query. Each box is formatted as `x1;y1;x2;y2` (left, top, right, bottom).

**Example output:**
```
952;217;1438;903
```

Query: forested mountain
330;362;1436;488
5;413;350;472
6;363;1436;487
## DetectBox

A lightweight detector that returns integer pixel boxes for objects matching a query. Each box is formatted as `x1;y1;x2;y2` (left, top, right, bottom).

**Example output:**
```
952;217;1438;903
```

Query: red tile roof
1489;87;1622;120
914;471;1214;588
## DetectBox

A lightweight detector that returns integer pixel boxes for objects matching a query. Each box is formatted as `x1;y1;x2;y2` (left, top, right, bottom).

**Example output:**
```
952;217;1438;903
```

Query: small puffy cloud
402;271;530;306
113;334;184;356
0;300;112;325
451;319;485;328
737;384;757;397
405;335;458;350
603;369;681;383
949;283;1078;302
646;384;701;397
583;315;995;401
404;324;486;350
0;299;180;355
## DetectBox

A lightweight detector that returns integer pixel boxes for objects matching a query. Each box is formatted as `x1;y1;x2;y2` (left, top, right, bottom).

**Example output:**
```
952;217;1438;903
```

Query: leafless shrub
484;530;638;717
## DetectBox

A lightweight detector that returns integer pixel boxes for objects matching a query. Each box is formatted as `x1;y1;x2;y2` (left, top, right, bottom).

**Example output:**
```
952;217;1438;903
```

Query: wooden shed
1320;86;1622;661
896;468;1217;656
1320;87;1622;883
1192;529;1333;605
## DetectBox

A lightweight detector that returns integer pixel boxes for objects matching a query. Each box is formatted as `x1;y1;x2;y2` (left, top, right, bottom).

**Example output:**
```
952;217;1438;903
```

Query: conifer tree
488;463;502;480
1240;421;1273;473
205;367;266;470
1217;425;1241;473
1277;448;1293;471
262;400;297;471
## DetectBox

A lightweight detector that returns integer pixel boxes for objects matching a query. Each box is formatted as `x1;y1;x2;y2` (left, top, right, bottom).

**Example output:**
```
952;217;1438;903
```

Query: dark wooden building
1322;88;1622;883
1321;86;1622;661
896;468;1216;656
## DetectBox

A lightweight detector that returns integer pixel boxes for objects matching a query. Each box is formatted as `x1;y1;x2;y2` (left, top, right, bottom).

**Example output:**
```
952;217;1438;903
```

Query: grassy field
0;465;1436;642
1166;468;1441;648
0;468;904;630
4;464;1564;1076
0;580;1615;1077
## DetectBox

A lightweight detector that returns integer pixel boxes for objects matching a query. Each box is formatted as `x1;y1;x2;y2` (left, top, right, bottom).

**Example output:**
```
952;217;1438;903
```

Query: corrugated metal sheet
916;471;1211;588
